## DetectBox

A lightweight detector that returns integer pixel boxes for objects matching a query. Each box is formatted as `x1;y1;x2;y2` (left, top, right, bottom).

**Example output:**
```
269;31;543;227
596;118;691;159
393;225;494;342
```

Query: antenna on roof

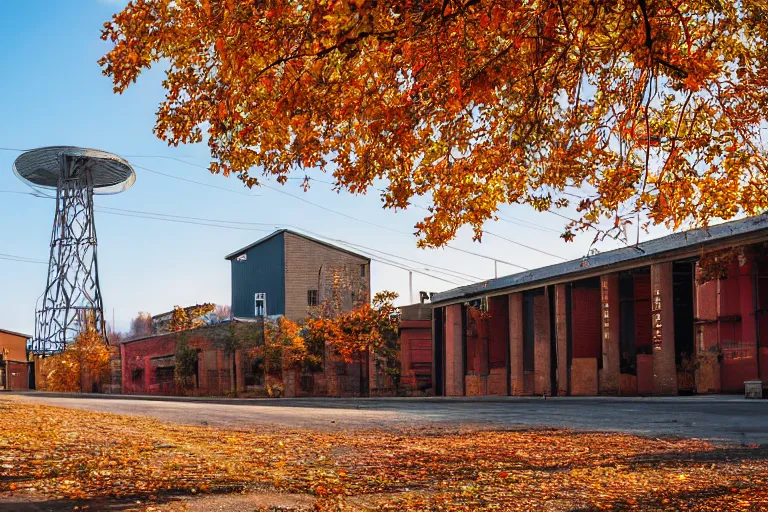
13;146;135;355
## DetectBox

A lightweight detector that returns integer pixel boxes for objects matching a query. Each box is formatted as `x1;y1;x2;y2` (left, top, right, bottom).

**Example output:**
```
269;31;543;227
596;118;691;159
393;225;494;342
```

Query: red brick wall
121;334;178;395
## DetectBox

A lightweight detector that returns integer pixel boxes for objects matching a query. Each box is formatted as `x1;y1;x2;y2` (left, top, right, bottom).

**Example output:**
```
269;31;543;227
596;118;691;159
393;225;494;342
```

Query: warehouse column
534;290;552;395
509;293;524;395
555;284;569;396
444;304;464;396
651;262;677;394
600;274;621;395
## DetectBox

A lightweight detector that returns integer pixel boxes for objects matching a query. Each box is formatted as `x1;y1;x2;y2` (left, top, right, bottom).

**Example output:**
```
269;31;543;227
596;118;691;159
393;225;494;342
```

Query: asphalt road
10;392;768;445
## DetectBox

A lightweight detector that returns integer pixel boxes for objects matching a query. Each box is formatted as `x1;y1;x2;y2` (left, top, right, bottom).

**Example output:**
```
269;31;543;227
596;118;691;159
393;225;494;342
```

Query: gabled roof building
226;229;371;322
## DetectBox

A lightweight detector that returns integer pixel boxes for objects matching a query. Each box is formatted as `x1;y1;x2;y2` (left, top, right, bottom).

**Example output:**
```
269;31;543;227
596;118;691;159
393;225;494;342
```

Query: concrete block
745;380;763;399
465;374;488;396
488;367;507;395
570;358;598;396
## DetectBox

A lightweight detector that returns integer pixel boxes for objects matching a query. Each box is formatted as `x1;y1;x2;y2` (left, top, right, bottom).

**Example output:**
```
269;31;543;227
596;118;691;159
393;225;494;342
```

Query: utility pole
494;260;498;278
409;271;414;304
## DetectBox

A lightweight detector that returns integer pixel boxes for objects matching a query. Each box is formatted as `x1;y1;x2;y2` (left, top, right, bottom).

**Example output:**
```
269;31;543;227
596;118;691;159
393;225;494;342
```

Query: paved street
11;392;768;445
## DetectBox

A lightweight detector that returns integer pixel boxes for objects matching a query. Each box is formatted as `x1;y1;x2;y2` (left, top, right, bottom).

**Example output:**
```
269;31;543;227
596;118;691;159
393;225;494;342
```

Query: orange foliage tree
307;291;400;384
44;319;111;393
101;1;768;245
256;316;316;396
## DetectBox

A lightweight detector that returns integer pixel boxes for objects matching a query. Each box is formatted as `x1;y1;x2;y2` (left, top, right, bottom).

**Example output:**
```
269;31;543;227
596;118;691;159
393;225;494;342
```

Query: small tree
174;334;197;391
257;317;309;396
307;291;401;393
46;316;111;393
221;321;261;397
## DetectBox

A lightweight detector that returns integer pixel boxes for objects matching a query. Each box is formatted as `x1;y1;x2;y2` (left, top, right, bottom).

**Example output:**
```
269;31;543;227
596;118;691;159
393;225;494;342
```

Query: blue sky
0;1;672;335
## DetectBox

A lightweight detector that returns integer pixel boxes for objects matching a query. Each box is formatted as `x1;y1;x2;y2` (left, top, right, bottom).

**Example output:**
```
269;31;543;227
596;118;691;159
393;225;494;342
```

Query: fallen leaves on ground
0;397;766;511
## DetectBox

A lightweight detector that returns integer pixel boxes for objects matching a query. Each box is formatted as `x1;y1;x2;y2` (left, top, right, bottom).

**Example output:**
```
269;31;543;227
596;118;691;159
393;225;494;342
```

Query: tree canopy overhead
100;0;768;247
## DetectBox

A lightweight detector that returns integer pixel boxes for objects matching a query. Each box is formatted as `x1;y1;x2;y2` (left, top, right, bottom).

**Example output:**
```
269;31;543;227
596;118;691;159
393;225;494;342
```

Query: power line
496;214;562;233
93;206;465;285
122;155;533;270
484;231;568;261
0;253;47;264
99;206;480;282
6;190;480;284
4;150;540;271
131;164;261;198
331;240;484;282
95;208;273;233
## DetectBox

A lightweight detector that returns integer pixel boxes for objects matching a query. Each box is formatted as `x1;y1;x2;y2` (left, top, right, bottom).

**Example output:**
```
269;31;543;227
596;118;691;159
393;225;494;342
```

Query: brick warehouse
120;321;263;396
0;329;32;391
430;214;768;397
120;230;383;397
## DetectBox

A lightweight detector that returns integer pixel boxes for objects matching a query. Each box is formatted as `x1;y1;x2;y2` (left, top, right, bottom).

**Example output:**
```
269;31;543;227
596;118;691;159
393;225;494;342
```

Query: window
254;293;267;317
307;289;318;307
360;264;366;277
154;366;174;384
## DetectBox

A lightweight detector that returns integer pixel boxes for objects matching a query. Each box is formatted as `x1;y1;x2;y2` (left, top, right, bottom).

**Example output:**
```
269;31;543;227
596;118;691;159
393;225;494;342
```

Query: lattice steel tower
14;147;135;355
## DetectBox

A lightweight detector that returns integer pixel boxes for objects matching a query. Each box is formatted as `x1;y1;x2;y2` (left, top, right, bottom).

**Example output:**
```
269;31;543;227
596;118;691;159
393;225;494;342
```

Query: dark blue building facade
227;231;286;318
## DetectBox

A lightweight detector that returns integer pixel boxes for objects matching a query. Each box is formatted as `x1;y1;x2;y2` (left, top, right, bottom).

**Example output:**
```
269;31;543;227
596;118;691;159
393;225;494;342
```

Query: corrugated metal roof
432;214;768;305
224;229;370;262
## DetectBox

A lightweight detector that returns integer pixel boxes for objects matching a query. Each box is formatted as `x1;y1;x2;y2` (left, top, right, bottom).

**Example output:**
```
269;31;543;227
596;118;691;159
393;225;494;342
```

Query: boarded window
488;295;509;369
619;273;637;375
571;279;602;359
360;264;366;277
634;273;652;352
465;305;489;375
154;366;174;384
522;290;539;373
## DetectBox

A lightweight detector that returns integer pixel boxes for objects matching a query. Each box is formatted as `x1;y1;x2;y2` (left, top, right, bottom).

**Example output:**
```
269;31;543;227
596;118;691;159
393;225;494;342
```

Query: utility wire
123;155;532;270
3;191;480;284
131;164;261;198
95;209;273;233
0;253;47;264
484;231;567;261
94;209;470;285
330;240;484;282
2;149;546;270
